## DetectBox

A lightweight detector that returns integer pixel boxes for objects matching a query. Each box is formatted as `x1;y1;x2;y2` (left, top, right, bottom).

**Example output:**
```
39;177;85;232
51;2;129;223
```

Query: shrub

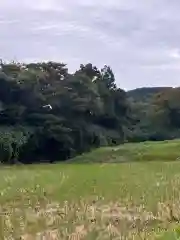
0;139;13;164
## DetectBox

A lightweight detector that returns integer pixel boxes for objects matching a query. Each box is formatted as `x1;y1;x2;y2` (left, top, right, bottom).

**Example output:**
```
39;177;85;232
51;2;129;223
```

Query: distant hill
127;87;172;103
126;87;173;135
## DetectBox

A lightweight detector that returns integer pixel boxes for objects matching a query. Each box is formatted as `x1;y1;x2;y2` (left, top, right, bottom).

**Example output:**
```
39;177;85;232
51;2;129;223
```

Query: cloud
0;0;180;89
169;49;180;59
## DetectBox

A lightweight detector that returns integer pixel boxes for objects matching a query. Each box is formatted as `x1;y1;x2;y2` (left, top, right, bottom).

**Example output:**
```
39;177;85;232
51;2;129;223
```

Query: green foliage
0;61;132;163
127;87;172;103
0;60;180;163
0;139;13;164
0;126;32;163
128;87;180;142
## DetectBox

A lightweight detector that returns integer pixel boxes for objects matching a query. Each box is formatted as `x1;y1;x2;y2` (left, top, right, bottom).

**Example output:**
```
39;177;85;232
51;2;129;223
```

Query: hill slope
127;87;172;103
73;139;180;163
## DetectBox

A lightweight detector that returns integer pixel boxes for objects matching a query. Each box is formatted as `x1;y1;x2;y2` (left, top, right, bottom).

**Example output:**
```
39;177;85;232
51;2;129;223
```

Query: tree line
0;60;179;164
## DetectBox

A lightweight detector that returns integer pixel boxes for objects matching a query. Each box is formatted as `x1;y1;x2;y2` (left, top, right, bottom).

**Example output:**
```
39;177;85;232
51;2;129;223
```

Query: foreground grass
1;159;180;239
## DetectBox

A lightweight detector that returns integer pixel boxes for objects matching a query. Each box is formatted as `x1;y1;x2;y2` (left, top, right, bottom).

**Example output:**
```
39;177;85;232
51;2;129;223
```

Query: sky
0;0;180;90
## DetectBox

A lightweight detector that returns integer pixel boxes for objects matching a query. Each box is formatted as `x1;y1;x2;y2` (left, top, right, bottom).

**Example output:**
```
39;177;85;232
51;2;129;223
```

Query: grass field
1;140;180;239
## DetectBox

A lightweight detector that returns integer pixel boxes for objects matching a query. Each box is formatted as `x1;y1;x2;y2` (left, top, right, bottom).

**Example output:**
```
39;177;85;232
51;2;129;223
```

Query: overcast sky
1;0;180;90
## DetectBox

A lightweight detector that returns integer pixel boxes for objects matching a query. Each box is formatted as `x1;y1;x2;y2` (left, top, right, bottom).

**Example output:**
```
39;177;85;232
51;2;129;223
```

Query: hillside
127;87;172;103
73;139;180;163
126;86;180;142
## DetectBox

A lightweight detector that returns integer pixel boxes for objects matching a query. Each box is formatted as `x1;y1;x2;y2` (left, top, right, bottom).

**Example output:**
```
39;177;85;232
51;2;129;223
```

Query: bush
0;140;13;164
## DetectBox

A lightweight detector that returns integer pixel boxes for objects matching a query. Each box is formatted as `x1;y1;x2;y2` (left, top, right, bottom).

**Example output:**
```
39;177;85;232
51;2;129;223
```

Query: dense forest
0;60;179;164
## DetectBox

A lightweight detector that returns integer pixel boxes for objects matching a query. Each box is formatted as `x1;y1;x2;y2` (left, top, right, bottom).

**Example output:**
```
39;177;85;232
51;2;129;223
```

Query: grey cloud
0;0;180;89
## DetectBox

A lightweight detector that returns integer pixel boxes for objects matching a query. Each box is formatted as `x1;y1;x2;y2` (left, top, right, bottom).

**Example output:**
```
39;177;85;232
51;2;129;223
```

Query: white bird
43;104;52;110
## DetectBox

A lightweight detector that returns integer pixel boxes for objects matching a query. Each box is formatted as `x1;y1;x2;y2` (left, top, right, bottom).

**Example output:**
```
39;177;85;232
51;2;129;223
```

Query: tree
151;88;180;129
0;140;13;164
0;60;132;163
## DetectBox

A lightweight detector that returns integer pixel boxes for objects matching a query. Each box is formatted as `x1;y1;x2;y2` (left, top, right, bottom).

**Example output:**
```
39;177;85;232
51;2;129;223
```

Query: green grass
73;139;180;163
1;140;180;239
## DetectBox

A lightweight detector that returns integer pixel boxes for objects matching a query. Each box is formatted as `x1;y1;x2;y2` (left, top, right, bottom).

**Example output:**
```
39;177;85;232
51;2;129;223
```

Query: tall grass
0;140;180;238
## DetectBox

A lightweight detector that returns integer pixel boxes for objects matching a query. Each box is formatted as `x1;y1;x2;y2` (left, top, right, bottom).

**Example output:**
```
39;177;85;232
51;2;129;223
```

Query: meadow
1;140;180;239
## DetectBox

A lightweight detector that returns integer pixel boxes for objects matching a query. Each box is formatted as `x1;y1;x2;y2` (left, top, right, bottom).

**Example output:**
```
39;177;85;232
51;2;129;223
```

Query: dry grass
1;199;180;239
1;151;180;238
